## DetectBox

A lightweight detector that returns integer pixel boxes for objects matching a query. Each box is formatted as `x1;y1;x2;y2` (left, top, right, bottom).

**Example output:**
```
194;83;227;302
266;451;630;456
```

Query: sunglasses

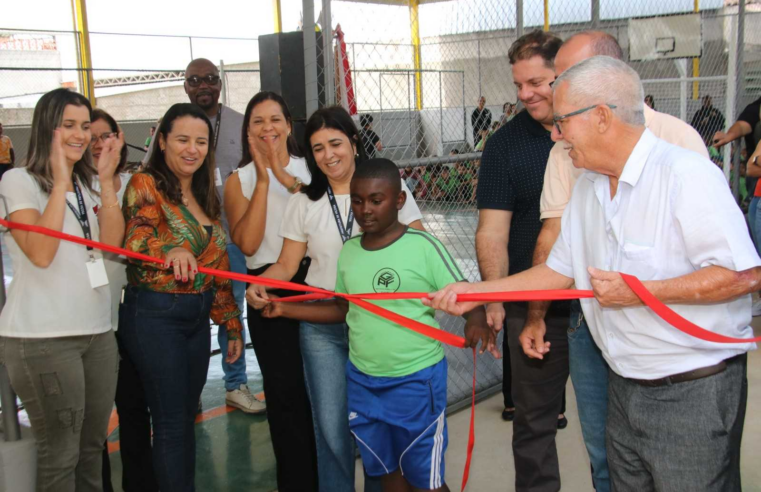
186;74;221;87
552;104;617;135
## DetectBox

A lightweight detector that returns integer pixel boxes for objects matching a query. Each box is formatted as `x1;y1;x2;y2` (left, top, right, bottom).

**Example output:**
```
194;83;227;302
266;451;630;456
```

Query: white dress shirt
546;129;760;379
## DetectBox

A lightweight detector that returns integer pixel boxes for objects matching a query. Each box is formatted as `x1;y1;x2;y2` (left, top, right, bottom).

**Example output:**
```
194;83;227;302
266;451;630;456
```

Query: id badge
214;168;223;187
86;257;109;289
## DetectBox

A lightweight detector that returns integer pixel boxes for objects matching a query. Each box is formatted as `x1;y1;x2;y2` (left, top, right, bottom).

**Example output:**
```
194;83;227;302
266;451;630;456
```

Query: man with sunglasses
519;31;708;492
475;30;570;492
184;58;265;414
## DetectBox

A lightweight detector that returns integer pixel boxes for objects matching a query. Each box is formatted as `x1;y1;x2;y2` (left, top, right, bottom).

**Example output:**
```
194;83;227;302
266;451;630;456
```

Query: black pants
506;303;570;492
113;327;159;492
248;261;319;492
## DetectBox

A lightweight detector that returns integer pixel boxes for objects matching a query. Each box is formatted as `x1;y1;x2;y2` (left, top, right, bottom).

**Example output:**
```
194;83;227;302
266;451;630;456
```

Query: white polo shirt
546;129;760;379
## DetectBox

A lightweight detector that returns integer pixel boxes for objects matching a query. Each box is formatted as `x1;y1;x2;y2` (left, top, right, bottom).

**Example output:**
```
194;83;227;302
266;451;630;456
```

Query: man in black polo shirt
476;30;569;492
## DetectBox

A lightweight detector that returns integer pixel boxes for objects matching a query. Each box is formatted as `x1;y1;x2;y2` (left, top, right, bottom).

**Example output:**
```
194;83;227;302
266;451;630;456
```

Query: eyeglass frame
185;74;221;87
552;104;617;135
91;132;117;143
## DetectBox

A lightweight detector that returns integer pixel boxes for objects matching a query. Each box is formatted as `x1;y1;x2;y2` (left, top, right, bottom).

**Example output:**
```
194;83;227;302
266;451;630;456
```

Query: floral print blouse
123;172;242;335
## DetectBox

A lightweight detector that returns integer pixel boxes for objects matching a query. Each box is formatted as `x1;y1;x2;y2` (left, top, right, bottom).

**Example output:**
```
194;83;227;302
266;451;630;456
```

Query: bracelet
287;178;302;194
98;200;120;211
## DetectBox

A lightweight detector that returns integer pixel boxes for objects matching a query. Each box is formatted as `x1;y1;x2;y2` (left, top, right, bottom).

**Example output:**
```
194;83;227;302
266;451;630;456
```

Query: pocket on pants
135;291;179;317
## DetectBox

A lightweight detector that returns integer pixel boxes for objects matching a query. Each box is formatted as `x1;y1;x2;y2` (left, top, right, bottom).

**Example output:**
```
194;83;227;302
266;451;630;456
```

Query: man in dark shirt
360;114;382;158
476;30;569;492
714;96;761;197
471;96;492;146
691;95;725;143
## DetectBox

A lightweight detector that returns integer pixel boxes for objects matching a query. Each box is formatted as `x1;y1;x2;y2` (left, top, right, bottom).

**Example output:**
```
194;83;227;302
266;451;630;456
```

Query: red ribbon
2;218;759;491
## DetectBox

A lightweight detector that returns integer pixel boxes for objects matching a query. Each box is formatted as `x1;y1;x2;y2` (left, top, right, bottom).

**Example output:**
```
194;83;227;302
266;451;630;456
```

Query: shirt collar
618;128;657;188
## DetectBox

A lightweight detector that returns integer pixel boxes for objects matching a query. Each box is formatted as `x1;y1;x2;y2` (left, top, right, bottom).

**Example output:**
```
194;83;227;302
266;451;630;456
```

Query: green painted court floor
106;349;278;492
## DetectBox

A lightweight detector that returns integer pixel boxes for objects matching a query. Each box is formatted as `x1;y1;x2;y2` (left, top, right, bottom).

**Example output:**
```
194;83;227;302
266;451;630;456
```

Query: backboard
629;13;702;61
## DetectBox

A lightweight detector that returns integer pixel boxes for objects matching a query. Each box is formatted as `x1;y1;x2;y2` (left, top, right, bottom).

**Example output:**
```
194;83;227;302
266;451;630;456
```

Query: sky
3;0;724;73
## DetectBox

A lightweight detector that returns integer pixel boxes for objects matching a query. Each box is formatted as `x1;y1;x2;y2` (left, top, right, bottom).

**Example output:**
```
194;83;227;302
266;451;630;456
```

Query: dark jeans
607;354;747;492
247;261;319;492
118;287;213;492
506;303;570;492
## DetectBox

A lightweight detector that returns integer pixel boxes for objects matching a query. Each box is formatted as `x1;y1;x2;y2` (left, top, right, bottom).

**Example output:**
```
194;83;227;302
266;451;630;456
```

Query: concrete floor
104;319;761;491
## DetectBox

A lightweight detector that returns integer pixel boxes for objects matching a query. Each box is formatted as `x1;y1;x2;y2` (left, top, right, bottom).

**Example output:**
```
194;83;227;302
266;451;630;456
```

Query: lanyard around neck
326;185;354;244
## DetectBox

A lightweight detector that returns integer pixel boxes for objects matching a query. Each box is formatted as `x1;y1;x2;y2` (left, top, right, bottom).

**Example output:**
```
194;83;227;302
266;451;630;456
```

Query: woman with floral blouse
119;103;242;492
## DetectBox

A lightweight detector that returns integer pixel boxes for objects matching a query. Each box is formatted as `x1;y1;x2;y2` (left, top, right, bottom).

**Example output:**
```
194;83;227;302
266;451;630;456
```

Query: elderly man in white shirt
426;56;761;492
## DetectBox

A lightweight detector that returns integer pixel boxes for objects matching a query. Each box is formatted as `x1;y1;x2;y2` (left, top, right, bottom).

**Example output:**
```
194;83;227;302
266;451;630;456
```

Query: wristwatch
287;178;302;194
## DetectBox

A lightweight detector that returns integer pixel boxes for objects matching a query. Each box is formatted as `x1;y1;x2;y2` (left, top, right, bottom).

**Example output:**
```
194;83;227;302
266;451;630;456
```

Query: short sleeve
0;169;41;216
279;193;308;242
421;233;466;290
335;251;347;295
545;206;575;279
540;144;574;219
476;131;515;211
673;160;761;271
399;180;423;225
738;98;761;129
236;164;255;200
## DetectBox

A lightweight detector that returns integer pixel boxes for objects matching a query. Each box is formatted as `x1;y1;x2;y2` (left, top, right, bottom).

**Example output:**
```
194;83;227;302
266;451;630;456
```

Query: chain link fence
2;1;761;409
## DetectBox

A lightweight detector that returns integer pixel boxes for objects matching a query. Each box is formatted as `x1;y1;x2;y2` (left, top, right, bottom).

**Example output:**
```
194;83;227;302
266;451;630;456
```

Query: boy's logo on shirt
373;268;401;293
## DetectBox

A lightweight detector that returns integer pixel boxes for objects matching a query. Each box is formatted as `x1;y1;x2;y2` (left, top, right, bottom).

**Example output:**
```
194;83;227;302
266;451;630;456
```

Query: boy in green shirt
262;159;495;491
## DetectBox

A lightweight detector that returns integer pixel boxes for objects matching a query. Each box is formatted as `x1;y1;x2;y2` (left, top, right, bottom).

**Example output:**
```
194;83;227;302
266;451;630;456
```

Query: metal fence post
516;0;524;37
303;0;319;117
0;240;21;442
734;0;746;201
592;0;600;28
322;0;335;106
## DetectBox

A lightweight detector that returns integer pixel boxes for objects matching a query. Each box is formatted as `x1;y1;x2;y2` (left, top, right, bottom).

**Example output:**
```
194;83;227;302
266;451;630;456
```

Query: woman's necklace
181;193;190;206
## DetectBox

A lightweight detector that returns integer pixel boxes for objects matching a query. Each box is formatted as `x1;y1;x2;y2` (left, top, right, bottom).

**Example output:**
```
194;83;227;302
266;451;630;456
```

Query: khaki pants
1;331;118;492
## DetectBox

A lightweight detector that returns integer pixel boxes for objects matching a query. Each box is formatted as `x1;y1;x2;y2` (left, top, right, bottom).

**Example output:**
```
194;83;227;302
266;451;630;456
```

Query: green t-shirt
335;228;465;377
436;176;459;195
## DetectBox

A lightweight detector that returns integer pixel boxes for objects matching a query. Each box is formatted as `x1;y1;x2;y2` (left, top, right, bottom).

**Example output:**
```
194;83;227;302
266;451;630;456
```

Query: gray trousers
1;331;118;492
607;355;747;492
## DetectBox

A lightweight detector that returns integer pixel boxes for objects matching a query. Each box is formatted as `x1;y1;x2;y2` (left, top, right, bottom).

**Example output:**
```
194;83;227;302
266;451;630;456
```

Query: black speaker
259;31;326;122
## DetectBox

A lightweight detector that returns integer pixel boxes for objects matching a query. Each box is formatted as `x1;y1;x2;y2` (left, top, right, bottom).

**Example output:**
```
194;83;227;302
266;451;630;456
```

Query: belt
628;356;741;387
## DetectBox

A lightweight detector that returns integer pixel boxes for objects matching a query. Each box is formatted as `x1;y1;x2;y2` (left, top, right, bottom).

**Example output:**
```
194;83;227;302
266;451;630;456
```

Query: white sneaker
753;297;761;317
226;385;267;414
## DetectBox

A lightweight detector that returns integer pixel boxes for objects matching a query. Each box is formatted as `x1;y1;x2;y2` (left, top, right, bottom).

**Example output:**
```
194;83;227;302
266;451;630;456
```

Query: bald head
555;31;624;76
186;58;217;74
184;58;221;116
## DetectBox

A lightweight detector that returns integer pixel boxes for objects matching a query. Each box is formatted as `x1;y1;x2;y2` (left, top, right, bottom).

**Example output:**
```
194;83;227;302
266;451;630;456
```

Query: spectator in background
475;129;490;151
144;126;155;151
413;165;429;199
120;103;243;492
499;102;517;127
0;88;125;491
359;114;382;158
644;94;656;110
183;58;263;414
472;96;492;146
401;164;424;199
691;95;726;143
713;95;761;198
88;107;152;492
0;122;14;179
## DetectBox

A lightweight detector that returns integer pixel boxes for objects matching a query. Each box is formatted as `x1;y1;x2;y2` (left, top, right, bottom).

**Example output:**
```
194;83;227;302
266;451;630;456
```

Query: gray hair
553;55;645;126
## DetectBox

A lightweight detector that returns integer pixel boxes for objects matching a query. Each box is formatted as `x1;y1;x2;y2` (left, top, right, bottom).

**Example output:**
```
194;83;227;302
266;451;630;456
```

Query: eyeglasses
552;104;617;135
185;74;221;87
92;132;117;143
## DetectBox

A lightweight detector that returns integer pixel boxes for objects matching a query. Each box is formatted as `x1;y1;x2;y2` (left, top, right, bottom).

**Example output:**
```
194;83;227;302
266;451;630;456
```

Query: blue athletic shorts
347;357;448;490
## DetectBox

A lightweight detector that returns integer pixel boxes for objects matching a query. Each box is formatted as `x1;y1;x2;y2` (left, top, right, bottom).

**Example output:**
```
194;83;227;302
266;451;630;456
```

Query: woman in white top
90;108;158;492
247;106;424;492
223;91;318;491
0;88;125;491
